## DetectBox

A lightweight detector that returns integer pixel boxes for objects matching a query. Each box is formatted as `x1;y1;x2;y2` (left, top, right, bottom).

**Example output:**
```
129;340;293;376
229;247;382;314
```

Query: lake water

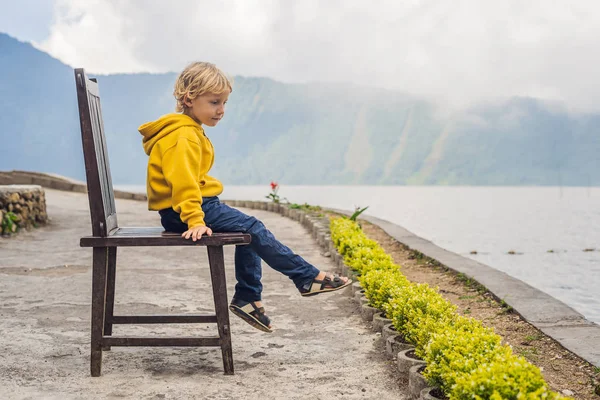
116;184;600;325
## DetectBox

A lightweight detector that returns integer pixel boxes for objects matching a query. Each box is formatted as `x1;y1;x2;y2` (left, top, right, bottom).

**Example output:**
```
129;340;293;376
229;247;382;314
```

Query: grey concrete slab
0;190;406;400
350;211;600;367
537;325;600;365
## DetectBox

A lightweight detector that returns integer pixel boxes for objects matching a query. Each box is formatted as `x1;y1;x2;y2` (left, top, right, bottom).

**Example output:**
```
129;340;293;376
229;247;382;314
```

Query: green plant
500;298;515;313
345;246;396;274
423;316;504;391
524;333;544;343
265;181;288;203
450;353;562;400
455;272;488;294
349;205;369;221
289;202;321;211
516;347;539;359
410;250;425;261
360;269;408;311
387;283;457;357
1;211;19;235
456;273;471;285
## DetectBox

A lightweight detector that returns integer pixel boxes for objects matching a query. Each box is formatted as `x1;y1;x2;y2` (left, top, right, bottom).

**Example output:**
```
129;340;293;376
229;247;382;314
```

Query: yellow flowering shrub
359;269;409;311
450;353;566;400
331;218;394;275
346;246;396;274
329;216;559;399
330;218;364;250
386;282;457;356
423;316;504;391
409;312;456;359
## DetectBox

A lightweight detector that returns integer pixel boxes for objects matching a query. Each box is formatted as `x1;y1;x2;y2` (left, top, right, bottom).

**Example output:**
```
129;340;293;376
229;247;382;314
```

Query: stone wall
0;185;47;235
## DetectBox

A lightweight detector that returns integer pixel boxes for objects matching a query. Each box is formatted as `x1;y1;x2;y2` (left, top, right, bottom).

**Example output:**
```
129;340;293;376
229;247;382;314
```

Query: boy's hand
182;225;213;241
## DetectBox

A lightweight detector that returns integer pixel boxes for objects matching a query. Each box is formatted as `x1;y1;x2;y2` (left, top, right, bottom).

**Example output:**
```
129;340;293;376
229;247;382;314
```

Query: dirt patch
358;219;600;399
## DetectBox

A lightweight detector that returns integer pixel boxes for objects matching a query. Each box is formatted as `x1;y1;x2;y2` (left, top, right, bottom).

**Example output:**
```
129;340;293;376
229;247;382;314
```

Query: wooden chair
74;68;250;377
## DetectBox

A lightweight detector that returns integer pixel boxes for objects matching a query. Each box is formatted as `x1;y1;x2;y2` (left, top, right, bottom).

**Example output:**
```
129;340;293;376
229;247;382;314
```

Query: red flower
270;181;278;190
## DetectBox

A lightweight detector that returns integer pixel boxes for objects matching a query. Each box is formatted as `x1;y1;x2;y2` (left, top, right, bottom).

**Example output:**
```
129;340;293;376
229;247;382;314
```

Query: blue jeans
159;197;320;303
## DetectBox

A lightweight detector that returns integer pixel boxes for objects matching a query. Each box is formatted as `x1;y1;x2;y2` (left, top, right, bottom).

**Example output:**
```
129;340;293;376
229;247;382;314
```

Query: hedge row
330;217;566;400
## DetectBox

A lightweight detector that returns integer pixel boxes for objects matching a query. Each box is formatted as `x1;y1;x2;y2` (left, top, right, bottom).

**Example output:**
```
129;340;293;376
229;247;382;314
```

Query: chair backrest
74;68;118;237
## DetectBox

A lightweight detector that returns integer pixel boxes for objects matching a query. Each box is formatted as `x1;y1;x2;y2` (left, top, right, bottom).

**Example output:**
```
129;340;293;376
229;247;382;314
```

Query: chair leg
102;247;117;350
91;247;109;377
207;245;234;375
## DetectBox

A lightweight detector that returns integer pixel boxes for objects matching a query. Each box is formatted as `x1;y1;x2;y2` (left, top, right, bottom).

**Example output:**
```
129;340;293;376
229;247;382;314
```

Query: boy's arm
162;137;206;228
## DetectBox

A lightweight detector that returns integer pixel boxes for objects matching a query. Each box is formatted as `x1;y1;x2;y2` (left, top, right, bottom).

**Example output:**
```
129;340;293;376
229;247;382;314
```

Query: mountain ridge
1;32;598;186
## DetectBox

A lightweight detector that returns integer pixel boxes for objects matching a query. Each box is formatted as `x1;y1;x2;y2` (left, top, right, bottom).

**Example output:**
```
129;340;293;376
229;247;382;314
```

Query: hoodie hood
139;113;203;155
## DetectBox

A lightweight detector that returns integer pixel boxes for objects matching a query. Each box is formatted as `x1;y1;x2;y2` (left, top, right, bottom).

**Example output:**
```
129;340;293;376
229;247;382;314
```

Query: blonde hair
173;62;233;112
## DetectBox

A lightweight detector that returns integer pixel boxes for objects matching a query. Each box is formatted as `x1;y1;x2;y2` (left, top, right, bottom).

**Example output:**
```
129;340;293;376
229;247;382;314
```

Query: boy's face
184;91;230;127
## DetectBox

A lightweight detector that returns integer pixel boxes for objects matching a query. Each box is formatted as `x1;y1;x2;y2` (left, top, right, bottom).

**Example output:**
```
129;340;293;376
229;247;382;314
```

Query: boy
138;62;351;332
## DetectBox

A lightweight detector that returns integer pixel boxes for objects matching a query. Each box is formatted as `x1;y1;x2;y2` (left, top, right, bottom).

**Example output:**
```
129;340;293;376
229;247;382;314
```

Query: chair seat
80;227;251;247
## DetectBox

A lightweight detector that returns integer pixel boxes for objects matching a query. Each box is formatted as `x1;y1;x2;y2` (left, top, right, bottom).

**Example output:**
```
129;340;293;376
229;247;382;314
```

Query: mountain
1;32;599;186
0;33;83;179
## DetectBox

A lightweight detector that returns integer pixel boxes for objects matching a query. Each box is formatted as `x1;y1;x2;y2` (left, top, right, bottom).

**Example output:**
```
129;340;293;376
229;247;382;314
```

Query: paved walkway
0;189;406;400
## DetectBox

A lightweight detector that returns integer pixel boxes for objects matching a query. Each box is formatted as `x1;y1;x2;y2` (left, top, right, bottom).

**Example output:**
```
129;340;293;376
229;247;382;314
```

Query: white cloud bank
37;0;600;112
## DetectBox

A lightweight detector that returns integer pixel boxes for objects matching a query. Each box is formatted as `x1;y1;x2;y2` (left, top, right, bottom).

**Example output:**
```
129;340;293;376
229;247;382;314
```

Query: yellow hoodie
138;113;223;228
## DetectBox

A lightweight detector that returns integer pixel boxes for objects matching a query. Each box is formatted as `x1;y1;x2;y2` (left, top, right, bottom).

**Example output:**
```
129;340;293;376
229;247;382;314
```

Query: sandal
299;273;352;297
229;298;273;333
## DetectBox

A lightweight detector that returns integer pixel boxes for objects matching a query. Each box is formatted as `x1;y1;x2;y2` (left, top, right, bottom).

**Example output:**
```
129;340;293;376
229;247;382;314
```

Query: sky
1;0;600;112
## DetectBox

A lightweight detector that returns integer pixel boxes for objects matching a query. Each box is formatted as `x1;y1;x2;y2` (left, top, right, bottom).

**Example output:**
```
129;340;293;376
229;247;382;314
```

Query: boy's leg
159;203;267;301
234;245;263;303
158;208;188;233
202;198;320;292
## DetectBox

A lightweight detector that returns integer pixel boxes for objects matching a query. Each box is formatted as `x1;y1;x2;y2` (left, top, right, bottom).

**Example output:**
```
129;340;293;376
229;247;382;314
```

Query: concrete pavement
0;189;406;400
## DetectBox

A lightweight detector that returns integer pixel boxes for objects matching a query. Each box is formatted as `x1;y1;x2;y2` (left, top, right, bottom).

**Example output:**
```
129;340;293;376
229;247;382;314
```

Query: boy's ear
183;95;193;107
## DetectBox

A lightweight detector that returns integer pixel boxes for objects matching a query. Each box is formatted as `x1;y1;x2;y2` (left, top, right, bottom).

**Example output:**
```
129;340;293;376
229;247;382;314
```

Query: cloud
37;0;600;112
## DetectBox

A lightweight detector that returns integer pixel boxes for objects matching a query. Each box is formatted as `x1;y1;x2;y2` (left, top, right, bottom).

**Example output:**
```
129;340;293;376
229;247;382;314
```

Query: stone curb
397;348;426;375
372;312;392;333
408;364;428;400
420;387;440;400
386;334;412;358
382;323;398;342
361;303;378;322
